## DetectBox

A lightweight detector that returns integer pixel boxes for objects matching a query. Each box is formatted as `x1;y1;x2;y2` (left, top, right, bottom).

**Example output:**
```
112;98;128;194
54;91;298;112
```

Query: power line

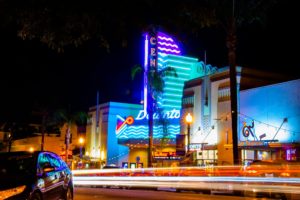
239;112;300;134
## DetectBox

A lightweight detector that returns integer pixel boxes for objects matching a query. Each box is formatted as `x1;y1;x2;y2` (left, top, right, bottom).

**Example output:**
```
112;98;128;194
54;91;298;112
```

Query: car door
46;152;66;198
37;152;59;200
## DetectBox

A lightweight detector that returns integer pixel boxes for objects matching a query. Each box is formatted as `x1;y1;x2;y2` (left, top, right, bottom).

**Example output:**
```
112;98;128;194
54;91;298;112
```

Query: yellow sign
224;144;233;149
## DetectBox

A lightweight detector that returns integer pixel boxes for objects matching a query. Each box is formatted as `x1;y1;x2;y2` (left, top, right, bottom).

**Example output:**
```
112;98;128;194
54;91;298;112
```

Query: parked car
0;151;73;200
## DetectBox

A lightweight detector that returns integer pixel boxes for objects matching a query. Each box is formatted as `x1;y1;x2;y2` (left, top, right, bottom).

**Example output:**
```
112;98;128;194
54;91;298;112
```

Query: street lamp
29;147;34;152
185;113;193;153
78;137;85;159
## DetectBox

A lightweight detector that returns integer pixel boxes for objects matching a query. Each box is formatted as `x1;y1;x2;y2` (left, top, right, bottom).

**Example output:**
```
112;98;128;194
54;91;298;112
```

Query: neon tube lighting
164;87;182;92
167;54;199;61
158;52;168;57
159;59;194;65
157;42;179;48
162;105;181;109
165;77;188;81
157;36;174;42
163;93;182;97
144;34;148;68
143;34;149;112
157;47;180;54
162;99;182;103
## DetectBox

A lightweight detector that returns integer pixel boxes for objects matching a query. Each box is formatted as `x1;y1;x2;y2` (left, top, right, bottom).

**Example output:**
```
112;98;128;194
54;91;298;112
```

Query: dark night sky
0;0;299;122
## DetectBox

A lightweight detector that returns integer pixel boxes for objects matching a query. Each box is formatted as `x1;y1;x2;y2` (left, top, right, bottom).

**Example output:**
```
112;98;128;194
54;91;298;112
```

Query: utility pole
227;16;239;165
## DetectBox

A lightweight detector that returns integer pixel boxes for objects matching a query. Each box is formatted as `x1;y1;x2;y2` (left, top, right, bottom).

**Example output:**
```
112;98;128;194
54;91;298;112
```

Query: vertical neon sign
149;33;157;68
144;31;158;112
144;34;149;112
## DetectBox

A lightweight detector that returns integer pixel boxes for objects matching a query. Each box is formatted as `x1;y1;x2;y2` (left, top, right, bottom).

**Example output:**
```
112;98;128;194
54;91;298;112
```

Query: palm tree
32;110;49;151
5;122;19;152
52;108;89;163
132;64;177;167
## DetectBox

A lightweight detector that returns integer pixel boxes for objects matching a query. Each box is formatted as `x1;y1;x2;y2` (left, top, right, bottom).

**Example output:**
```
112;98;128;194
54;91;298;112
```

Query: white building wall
239;79;300;143
191;85;202;144
211;78;230;144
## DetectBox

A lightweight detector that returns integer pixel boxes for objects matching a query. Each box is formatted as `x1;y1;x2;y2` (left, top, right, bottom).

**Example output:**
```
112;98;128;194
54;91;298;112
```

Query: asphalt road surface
74;187;267;200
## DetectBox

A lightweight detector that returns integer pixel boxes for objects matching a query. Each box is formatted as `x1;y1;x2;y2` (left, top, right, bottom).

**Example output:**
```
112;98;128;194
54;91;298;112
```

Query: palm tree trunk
65;125;71;163
147;89;154;168
227;17;239;165
41;114;46;151
8;138;12;152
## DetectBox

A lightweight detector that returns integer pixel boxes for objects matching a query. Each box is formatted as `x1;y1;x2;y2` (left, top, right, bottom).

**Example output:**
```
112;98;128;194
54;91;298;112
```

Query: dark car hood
0;175;33;190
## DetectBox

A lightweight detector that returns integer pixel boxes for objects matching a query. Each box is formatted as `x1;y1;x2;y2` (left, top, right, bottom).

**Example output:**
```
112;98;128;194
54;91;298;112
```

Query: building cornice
184;78;202;89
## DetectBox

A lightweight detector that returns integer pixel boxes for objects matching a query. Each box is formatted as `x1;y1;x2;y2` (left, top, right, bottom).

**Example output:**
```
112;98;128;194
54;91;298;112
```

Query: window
287;149;297;161
182;95;194;108
38;153;51;173
48;153;62;169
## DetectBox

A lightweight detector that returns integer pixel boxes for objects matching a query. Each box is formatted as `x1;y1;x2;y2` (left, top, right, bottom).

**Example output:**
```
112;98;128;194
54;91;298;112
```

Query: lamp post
29;147;34;152
78;137;85;159
185;113;193;153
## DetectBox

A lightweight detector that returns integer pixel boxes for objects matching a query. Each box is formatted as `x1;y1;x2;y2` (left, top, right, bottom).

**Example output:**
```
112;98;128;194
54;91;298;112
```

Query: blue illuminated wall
86;102;143;166
239;79;300;143
158;53;201;109
106;102;142;165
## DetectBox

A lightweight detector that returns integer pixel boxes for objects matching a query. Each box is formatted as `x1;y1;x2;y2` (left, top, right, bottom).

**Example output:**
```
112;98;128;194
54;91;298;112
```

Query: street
74;187;266;200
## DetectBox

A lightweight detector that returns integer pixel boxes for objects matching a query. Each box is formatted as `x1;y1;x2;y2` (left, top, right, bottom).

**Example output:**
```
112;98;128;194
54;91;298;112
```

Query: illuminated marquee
116;109;180;138
136;109;180;120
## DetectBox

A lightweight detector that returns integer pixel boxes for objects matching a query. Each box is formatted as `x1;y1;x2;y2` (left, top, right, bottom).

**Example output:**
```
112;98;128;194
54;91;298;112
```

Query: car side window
58;156;68;169
46;153;62;170
38;153;51;173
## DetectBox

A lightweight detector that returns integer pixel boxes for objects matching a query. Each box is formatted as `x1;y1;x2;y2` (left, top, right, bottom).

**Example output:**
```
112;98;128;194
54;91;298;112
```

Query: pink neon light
157;36;174;42
157;47;180;54
157;42;178;48
157;32;181;55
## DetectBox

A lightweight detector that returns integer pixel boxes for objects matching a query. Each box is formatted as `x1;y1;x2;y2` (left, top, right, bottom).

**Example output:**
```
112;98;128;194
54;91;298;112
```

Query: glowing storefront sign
116;109;180;138
135;109;180;120
238;141;266;146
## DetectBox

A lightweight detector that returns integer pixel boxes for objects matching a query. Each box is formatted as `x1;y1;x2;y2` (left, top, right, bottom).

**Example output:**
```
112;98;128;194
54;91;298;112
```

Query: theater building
85;30;300;168
85;31;210;168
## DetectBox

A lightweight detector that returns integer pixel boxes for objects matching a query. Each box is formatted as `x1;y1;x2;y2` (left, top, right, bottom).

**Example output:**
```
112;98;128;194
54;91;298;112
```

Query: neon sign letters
149;32;157;68
135;109;180;120
116;116;134;135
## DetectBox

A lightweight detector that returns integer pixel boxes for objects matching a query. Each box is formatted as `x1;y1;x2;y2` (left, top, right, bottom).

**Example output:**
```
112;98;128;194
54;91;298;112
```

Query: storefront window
130;163;136;169
122;162;128;168
286;149;297;161
257;150;271;160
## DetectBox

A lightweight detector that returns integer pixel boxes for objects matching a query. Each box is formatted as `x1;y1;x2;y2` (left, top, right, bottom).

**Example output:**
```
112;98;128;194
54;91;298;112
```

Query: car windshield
0;153;36;176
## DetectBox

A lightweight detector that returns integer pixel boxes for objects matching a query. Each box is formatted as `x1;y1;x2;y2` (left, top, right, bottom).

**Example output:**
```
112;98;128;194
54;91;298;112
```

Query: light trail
72;165;300;197
73;176;300;195
73;176;300;184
